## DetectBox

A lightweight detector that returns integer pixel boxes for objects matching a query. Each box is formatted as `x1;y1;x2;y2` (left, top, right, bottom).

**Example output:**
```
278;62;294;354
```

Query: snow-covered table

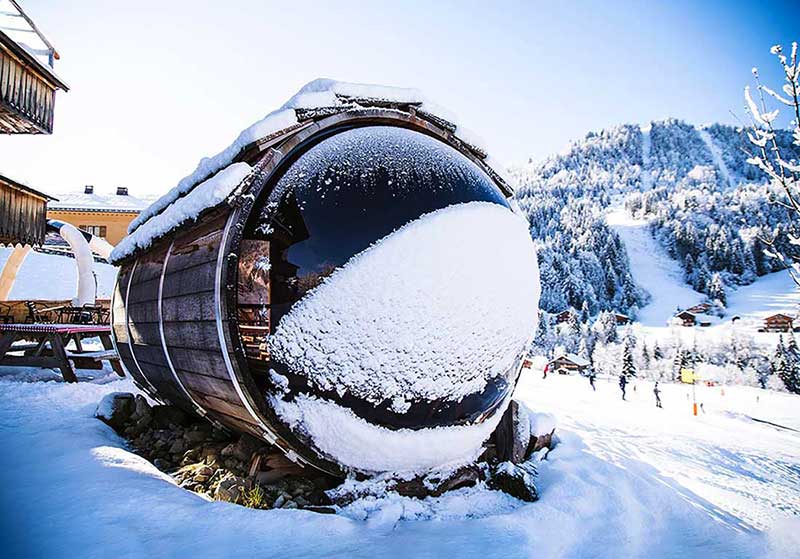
0;323;123;382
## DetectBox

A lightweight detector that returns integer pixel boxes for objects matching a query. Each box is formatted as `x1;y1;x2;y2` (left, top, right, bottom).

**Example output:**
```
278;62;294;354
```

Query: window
79;225;107;238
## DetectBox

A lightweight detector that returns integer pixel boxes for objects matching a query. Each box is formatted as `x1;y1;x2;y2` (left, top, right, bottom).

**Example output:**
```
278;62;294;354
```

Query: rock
272;494;286;508
184;429;208;444
169;439;188;456
255;470;287;485
151;405;191;429
488;462;538;502
181;449;200;465
95;392;135;433
132;395;152;420
393;465;484;498
282;500;297;509
222;435;263;462
216;476;246;503
529;429;556;455
153;458;171;471
493;400;530;464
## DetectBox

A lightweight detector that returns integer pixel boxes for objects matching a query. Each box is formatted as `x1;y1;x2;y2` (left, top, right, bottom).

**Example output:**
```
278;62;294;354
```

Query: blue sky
0;0;796;197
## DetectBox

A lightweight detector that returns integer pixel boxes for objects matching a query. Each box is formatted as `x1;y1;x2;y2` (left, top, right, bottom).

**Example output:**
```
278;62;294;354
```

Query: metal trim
158;239;211;419
214;211;279;444
124;259;159;398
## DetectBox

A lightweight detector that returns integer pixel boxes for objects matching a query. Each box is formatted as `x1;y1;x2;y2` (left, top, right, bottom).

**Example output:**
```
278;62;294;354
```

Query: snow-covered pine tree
708;273;727;306
580;300;590;324
640;341;651;371
622;338;637;378
653;341;663;360
781;334;800;394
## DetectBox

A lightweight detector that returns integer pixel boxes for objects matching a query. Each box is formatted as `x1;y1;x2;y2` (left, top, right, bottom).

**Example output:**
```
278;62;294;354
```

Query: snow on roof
0;0;66;88
765;313;794;320
124;79;511;245
49;190;155;213
110;163;252;263
551;353;591;367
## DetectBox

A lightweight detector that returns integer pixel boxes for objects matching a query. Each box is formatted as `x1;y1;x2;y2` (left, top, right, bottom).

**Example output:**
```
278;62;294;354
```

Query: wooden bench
0;323;125;382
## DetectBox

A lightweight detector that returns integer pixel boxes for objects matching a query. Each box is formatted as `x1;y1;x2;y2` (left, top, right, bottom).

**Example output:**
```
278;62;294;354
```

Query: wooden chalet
762;313;795;333
613;312;631;325
686;302;712;314
547;353;591;375
0;173;54;245
0;1;69;134
555;309;574;324
675;311;696;327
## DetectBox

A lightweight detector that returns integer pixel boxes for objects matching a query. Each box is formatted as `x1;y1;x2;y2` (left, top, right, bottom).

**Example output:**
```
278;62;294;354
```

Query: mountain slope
605;207;703;326
513;119;800;315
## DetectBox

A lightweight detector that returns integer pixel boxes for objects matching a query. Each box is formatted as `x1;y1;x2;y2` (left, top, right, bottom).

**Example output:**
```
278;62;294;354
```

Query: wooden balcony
0;29;68;134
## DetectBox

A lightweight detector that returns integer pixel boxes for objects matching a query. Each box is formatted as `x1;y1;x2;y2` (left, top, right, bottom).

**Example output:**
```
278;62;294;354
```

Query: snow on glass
126;79;503;239
268;201;540;456
273;125;492;206
270;392;510;473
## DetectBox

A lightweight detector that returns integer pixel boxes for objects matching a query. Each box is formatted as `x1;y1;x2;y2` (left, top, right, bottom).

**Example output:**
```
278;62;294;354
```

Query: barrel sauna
111;91;540;477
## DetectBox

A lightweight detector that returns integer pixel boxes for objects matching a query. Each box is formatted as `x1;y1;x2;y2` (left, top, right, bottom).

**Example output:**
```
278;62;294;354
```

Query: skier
589;371;596;391
654;381;662;408
619;374;628;401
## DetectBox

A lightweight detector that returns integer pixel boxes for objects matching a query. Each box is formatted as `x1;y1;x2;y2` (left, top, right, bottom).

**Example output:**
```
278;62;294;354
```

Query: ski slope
606;207;703;326
698;128;734;188
1;364;798;558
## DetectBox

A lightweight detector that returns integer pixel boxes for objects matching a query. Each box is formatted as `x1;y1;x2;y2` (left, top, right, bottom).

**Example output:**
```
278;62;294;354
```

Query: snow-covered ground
0;247;118;300
1;362;798;558
606;206;800;350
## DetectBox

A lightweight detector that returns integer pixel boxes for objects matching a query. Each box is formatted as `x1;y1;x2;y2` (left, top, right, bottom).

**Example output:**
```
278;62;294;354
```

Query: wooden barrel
111;108;516;475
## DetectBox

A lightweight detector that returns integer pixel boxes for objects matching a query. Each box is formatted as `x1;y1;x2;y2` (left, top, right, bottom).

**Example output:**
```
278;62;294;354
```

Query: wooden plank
161;291;216;323
50;333;77;383
168;347;230;380
160;320;221;351
193;391;255;424
178;371;241;403
99;334;125;377
161;265;216;297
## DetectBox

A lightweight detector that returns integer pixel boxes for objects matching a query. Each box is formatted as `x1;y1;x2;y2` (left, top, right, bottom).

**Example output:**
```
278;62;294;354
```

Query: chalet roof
0;173;54;245
111;79;513;264
49;190;154;213
550;353;591;368
0;172;56;201
676;311;695;318
765;313;794;321
0;0;68;90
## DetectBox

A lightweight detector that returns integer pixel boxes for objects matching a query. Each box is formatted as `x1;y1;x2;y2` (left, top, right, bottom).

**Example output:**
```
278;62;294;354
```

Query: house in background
675;310;696;327
555;309;574;324
613;312;631;325
761;313;795;333
547;353;591;375
0;0;68;134
47;186;153;245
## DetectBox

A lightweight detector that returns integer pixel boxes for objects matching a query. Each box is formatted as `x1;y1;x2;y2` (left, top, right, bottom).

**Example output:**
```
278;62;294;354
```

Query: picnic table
0;323;124;382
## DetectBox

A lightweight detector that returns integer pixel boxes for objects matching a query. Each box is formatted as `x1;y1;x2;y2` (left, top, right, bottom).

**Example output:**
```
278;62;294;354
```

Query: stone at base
488;462;538;502
95;392;135;433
